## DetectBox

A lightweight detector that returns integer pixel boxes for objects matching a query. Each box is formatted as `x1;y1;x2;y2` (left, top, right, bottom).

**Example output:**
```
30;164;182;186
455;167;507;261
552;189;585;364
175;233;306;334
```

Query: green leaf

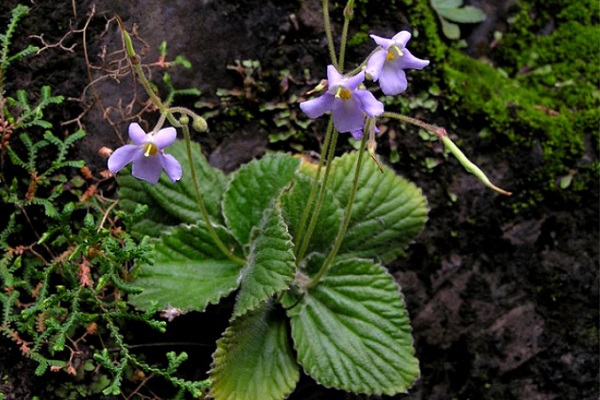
440;17;461;39
285;258;419;395
328;152;428;264
118;171;182;238
436;6;486;23
129;223;243;312
233;204;296;318
280;172;343;256
431;0;462;8
117;139;227;237
210;300;299;400
223;154;300;246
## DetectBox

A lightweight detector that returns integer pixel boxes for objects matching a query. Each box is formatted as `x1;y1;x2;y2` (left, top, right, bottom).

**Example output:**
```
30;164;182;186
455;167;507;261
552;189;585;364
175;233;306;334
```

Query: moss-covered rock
403;0;598;209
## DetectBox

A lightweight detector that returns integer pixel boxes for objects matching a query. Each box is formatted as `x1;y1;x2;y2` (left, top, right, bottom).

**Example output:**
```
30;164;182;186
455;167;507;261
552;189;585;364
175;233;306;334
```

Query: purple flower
108;123;182;184
366;31;430;95
300;65;384;134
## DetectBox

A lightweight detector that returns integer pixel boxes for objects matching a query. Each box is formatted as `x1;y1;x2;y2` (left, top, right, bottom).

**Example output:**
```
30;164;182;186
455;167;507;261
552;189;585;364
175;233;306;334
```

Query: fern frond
7;45;39;63
63;129;85;146
29;198;59;218
5;145;27;169
0;213;17;250
0;5;31;87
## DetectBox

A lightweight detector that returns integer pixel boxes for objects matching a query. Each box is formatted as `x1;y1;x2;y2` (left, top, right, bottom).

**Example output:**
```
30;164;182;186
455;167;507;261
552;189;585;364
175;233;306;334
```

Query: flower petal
131;154;164;184
326;65;344;87
354;90;384;117
300;93;335;119
331;97;365;133
350;127;365;140
370;34;394;50
391;31;411;47
397;48;430;70
128;123;149;145
343;70;365;91
161;153;183;182
379;64;408;95
107;144;143;173
366;49;387;81
152;127;177;149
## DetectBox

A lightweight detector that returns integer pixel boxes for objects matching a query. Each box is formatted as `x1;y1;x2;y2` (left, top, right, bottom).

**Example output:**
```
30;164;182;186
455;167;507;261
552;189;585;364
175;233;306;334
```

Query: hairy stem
294;119;334;256
180;120;245;265
384;111;512;196
322;0;339;69
308;132;368;288
296;127;339;263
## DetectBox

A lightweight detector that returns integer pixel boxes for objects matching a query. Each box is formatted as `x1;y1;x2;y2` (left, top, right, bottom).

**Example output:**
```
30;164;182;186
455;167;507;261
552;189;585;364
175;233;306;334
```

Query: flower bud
179;115;190;126
192;117;208;132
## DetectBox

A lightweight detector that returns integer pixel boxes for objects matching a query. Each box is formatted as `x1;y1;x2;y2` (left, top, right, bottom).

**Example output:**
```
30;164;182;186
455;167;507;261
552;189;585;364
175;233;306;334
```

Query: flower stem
180;120;245;265
384;111;512;196
322;0;339;70
117;19;244;264
294;119;333;256
296;125;339;264
338;0;354;71
308;132;368;288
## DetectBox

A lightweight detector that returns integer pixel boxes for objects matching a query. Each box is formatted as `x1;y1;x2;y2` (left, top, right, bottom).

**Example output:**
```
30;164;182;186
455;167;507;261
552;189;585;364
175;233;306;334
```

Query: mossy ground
404;0;599;211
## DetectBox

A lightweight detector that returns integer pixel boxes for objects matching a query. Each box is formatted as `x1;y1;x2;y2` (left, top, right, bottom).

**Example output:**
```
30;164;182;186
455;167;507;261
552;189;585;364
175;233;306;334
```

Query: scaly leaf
285;258;419;395
210;300;299;400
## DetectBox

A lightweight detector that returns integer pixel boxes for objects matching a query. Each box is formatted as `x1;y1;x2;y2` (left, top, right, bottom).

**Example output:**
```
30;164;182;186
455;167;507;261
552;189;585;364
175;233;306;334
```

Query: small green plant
0;5;210;398
105;1;510;399
430;0;486;39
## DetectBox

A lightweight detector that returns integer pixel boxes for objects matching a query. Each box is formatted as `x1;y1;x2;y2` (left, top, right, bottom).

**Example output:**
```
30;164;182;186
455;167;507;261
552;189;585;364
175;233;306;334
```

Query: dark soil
1;0;597;399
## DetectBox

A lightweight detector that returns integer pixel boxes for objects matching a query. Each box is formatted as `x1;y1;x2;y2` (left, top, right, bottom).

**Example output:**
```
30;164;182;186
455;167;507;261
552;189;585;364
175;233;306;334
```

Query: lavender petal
354;90;384;117
152;127;177;149
128;123;149;145
326;65;344;87
344;70;365;91
366;49;387;81
379;64;408;95
131;155;164;184
161;153;183;182
391;31;412;47
107;144;143;173
300;93;335;119
397;49;430;70
331;97;365;133
370;34;394;50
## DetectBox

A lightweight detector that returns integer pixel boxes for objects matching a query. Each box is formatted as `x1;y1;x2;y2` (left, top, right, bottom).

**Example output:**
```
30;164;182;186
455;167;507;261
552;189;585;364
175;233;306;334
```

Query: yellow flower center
143;142;158;157
336;86;352;100
386;46;404;61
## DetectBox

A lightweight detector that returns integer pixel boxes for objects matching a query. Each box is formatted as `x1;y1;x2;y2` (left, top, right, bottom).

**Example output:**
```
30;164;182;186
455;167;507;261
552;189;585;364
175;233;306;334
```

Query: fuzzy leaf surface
223;154;300;246
129;223;243;312
328;152;428;263
285;258;419;395
233;204;296;318
118;139;227;237
210;300;299;400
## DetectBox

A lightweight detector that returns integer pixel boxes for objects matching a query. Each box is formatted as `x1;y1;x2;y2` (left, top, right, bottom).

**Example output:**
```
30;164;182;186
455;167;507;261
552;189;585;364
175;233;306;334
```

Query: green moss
403;0;599;209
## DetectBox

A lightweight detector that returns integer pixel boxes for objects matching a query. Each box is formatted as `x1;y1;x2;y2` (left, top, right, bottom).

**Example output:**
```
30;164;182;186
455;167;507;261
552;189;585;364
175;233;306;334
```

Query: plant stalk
308;131;368;288
180;121;245;265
